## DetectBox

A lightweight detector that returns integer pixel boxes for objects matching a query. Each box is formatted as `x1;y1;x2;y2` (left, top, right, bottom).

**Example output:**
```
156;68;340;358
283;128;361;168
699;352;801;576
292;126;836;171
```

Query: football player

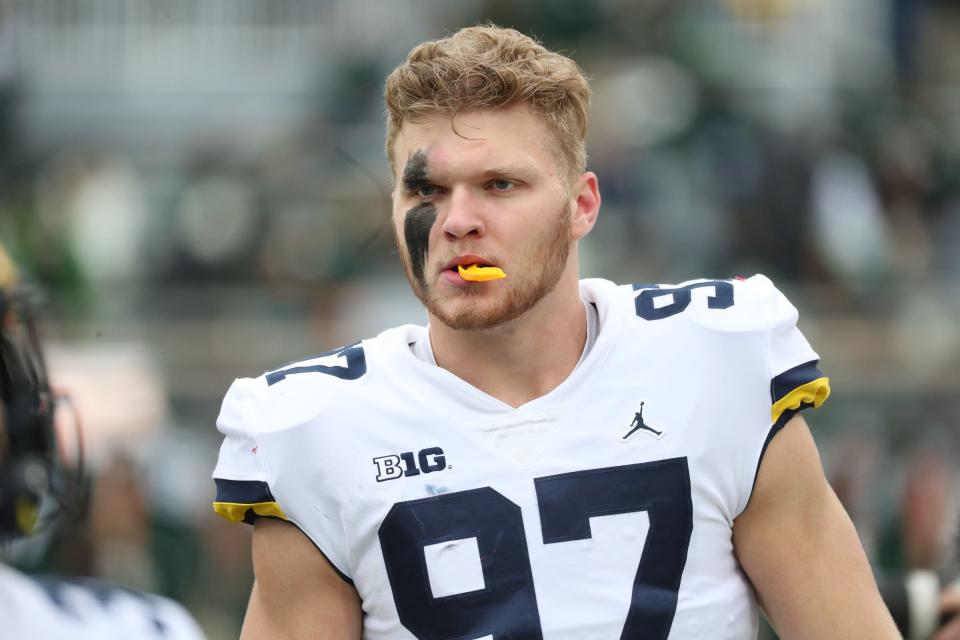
0;245;206;639
213;25;900;638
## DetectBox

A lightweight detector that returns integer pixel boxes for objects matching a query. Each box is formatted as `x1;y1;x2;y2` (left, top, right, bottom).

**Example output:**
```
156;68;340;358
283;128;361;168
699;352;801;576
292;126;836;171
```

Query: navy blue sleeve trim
750;402;816;492
214;478;276;505
214;482;353;584
770;359;823;403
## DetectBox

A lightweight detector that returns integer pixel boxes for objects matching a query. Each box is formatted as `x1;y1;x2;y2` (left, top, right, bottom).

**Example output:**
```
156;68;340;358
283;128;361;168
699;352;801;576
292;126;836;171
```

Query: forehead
392;105;562;181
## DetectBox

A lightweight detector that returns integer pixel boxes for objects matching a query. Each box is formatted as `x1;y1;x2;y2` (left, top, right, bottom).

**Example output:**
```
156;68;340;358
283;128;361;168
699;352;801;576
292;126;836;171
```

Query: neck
428;264;587;408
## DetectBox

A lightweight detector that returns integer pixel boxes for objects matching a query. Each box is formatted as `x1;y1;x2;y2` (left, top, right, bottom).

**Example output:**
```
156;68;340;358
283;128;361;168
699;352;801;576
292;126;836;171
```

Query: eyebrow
402;150;430;191
400;156;541;189
475;165;538;181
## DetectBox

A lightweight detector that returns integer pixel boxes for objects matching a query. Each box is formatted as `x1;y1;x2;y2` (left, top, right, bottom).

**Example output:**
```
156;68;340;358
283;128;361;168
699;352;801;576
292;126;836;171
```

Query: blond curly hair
384;25;591;185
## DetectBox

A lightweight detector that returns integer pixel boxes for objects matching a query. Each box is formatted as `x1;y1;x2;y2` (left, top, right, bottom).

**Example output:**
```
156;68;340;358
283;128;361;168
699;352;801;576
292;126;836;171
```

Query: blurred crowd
0;1;957;638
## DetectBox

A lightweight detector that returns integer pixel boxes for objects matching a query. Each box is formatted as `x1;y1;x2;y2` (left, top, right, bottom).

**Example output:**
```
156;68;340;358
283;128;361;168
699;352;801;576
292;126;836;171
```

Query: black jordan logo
622;402;663;440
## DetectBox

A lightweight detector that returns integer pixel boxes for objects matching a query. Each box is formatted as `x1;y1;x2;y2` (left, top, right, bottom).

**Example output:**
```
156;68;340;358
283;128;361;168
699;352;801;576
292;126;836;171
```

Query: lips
442;255;497;271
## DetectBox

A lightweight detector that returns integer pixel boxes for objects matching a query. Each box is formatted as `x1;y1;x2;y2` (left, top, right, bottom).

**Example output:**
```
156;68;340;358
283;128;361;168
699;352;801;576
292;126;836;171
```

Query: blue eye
491;180;514;191
415;184;438;197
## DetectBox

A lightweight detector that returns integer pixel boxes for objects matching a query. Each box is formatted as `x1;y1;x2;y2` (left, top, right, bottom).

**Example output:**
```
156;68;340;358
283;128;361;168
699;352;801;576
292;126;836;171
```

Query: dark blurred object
0;245;86;540
879;446;958;575
878;570;960;639
0;243;207;638
875;441;959;639
938;580;960;639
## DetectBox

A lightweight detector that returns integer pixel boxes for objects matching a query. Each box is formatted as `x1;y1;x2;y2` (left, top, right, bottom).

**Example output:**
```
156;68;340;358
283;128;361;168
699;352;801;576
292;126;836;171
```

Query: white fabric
0;564;206;640
214;275;822;640
410;324;436;365
409;300;599;368
423;537;485;598
576;300;599;368
905;570;941;640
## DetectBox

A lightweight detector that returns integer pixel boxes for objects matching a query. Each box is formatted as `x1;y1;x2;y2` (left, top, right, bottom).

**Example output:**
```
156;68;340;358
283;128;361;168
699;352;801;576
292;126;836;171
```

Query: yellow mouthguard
458;264;506;281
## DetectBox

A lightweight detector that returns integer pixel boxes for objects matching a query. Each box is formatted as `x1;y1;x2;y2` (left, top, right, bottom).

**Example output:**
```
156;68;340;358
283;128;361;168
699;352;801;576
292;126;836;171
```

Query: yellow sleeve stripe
771;377;830;424
213;501;288;523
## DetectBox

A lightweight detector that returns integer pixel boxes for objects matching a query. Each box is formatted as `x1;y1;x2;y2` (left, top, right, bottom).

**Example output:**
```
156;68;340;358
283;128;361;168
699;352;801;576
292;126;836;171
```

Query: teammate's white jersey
0;564;206;639
213;276;830;640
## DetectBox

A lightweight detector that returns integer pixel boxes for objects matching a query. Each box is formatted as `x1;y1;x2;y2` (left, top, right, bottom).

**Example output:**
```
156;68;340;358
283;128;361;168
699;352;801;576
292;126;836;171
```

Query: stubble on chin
399;205;572;332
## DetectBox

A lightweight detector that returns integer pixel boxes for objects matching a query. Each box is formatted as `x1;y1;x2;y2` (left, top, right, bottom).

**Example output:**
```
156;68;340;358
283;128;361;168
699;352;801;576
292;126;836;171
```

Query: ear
569;171;601;241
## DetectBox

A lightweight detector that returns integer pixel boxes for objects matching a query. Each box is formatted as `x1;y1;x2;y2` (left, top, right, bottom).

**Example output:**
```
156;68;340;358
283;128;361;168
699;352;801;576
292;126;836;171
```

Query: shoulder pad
631;275;797;333
216;375;266;438
218;341;369;438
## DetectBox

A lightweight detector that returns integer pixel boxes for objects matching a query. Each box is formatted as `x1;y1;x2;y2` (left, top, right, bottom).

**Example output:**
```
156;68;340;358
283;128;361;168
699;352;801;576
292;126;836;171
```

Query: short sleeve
762;277;830;430
713;275;832;516
211;377;289;525
751;275;831;492
210;374;355;582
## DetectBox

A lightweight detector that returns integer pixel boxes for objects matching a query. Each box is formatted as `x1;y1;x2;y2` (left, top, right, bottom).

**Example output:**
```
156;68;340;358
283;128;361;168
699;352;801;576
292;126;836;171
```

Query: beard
396;204;572;331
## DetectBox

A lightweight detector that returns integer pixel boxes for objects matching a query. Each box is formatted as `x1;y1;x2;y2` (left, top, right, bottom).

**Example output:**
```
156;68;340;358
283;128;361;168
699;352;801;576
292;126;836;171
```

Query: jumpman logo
622;402;663;440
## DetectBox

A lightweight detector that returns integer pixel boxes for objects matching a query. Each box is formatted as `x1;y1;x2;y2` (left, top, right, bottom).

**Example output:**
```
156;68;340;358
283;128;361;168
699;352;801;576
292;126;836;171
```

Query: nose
440;187;485;241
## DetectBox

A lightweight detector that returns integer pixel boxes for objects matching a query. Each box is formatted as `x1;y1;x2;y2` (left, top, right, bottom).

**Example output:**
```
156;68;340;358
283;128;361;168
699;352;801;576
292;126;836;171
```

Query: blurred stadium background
0;0;957;637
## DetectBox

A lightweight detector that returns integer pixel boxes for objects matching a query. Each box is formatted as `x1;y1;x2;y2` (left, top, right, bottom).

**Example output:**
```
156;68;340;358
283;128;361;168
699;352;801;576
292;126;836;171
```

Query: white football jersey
213;276;829;640
0;564;206;639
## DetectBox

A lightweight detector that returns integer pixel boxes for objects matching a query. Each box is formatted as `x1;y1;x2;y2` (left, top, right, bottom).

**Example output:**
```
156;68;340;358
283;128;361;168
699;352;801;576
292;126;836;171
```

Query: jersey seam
741;279;777;518
250;378;354;581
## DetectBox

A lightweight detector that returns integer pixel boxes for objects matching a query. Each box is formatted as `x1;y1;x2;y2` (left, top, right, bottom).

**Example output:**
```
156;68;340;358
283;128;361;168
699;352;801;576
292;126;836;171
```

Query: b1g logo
373;447;447;482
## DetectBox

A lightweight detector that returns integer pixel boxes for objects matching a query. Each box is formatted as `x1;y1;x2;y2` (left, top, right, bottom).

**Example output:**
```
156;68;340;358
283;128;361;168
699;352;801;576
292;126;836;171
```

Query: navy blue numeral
265;342;367;386
633;280;734;320
535;458;693;639
32;577;166;633
379;488;543;640
378;459;693;639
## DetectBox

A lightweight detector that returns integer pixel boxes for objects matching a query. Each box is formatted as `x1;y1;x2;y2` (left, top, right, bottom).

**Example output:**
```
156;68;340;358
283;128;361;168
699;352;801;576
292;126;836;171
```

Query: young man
213;25;900;639
0;246;206;639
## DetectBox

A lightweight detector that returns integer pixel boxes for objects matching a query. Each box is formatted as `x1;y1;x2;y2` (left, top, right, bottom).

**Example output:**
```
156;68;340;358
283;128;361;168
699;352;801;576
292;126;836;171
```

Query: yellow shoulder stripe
213;501;288;523
771;377;830;424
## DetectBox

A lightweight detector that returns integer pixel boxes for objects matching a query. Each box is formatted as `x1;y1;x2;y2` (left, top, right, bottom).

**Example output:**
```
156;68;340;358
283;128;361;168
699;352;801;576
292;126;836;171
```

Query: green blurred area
1;1;957;637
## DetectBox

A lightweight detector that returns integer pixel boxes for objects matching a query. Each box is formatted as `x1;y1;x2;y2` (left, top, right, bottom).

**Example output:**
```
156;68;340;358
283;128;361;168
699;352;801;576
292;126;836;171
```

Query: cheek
403;203;439;285
391;207;409;242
